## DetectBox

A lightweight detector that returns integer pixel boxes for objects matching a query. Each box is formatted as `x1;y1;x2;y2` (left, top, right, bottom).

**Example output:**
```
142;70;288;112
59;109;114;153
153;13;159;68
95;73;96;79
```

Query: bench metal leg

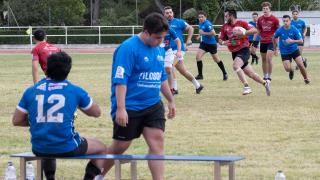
20;158;27;180
36;159;43;180
214;161;221;180
115;160;121;180
228;162;235;180
130;160;137;180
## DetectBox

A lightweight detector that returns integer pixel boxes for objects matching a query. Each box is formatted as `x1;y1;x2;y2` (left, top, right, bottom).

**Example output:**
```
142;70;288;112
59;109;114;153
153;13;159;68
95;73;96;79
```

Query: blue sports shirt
248;21;261;42
164;28;178;51
198;20;216;44
17;78;92;154
168;18;187;51
291;19;306;39
274;26;302;54
111;35;167;118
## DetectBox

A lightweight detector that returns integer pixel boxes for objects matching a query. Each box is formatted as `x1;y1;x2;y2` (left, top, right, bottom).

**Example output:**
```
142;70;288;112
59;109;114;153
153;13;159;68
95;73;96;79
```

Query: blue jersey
274;26;302;54
17;78;92;154
198;20;216;44
164;28;178;51
168;18;187;51
248;21;261;42
111;35;167;118
291;19;306;39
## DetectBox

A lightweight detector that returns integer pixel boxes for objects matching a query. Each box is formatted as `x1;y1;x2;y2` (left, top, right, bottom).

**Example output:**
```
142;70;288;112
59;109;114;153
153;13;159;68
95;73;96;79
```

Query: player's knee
165;67;172;74
233;65;241;72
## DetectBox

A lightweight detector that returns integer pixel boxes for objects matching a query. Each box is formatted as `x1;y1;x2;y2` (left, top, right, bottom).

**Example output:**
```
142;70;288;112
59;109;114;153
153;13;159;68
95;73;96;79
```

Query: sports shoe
303;58;307;68
304;79;310;84
223;73;228;81
289;70;294;80
172;89;179;95
242;86;252;95
195;74;203;80
196;84;204;94
264;80;271;96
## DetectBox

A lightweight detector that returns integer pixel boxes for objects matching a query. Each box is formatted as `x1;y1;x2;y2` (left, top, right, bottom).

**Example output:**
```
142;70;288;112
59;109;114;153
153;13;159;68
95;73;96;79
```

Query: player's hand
167;101;176;119
196;35;200;41
274;49;278;56
175;50;182;59
286;38;294;44
199;30;204;35
115;108;128;127
186;40;192;46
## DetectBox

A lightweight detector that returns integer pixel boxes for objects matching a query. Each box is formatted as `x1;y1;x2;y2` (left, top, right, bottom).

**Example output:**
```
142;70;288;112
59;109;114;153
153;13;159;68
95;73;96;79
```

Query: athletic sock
84;161;101;180
173;78;178;90
197;60;203;76
192;79;200;89
42;159;56;180
217;61;227;74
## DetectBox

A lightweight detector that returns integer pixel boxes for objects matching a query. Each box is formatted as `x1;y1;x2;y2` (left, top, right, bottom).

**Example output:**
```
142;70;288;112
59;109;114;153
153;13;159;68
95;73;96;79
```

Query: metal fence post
98;26;101;45
65;26;68;45
132;26;134;37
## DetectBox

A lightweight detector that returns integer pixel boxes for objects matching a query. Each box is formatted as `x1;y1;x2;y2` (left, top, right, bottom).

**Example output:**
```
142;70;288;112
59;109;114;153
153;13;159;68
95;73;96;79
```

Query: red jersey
31;41;60;72
257;15;280;43
219;20;251;52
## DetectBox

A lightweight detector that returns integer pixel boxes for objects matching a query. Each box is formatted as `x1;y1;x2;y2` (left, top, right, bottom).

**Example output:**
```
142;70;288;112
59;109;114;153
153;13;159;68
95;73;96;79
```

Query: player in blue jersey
272;15;310;84
12;52;107;180
248;12;261;65
101;13;176;180
195;11;228;81
163;28;183;94
291;9;308;68
164;6;204;94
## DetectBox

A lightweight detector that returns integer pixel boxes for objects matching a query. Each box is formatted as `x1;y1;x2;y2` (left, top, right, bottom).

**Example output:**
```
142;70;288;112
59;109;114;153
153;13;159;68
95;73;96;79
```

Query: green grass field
0;50;319;179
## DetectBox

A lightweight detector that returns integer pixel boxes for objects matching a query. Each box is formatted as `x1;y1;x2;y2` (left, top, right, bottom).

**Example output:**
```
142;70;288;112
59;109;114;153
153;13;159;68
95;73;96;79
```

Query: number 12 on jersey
36;94;65;123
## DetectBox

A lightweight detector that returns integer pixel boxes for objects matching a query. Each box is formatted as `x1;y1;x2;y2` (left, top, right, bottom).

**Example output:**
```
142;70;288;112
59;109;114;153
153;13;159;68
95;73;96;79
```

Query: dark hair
283;15;291;19
198;10;207;17
33;29;46;41
143;13;169;34
225;9;237;19
164;6;172;11
252;12;259;16
292;9;299;14
261;2;272;8
46;52;72;81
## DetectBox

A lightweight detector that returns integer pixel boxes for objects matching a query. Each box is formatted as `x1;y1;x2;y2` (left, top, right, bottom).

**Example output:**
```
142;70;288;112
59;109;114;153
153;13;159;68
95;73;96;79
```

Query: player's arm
245;27;257;36
32;60;39;84
174;37;182;58
199;29;216;36
185;24;194;45
303;24;307;38
12;109;29;127
272;33;279;56
115;84;128;127
80;101;101;118
160;80;175;119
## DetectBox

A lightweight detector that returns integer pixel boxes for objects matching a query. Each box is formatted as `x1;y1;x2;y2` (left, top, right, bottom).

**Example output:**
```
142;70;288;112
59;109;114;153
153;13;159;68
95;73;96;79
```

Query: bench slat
11;152;244;162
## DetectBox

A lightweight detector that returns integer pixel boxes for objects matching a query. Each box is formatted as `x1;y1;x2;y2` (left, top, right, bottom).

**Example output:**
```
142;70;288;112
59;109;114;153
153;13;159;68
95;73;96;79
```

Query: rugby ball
232;26;246;36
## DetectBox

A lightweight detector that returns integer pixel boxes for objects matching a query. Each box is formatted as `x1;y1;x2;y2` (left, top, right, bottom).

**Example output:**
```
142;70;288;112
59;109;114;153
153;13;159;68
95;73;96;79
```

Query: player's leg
294;54;309;83
260;43;268;80
164;49;175;93
210;44;228;80
233;57;251;95
195;47;206;80
242;65;270;96
265;43;275;80
41;159;56;180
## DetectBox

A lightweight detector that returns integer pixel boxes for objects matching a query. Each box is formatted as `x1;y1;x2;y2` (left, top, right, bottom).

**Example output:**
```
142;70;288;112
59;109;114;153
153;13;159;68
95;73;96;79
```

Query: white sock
264;73;269;79
192;78;200;89
173;78;178;90
94;175;104;180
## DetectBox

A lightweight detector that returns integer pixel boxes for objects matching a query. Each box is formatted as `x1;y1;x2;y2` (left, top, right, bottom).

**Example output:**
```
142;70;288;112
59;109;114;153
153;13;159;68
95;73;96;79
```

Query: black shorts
249;41;259;48
113;101;166;141
33;137;88;157
260;43;274;53
199;42;217;54
281;50;301;62
232;47;250;69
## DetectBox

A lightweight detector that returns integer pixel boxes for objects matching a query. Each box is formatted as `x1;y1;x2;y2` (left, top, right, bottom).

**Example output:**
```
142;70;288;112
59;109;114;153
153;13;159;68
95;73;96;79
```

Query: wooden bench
11;152;244;180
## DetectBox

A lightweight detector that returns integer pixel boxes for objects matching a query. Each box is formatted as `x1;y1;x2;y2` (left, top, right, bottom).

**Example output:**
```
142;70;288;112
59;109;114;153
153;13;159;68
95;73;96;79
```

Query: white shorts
164;49;185;68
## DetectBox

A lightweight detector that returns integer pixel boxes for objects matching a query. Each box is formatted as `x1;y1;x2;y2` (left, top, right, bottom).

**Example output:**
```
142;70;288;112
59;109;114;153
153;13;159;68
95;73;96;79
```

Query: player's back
19;78;90;154
32;42;60;72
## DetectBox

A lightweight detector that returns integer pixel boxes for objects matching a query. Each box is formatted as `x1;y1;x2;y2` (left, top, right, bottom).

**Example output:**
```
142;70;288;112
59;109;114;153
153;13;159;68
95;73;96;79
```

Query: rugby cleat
196;84;204;94
242;86;252;95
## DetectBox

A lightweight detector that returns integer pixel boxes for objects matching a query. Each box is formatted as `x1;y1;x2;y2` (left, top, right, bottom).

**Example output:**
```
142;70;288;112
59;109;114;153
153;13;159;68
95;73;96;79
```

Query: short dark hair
143;13;169;34
198;11;207;17
292;9;299;14
252;12;259;16
283;15;291;19
46;52;72;81
225;9;237;19
33;29;46;41
261;2;272;8
164;6;172;11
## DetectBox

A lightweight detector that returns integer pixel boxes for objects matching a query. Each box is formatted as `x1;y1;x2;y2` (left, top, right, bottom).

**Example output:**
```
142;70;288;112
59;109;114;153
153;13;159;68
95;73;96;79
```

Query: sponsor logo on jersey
115;66;125;79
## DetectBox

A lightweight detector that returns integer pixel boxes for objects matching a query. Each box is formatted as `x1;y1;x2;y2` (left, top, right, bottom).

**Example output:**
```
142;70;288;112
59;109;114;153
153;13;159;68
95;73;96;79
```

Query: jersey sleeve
112;44;135;85
294;28;302;40
302;21;306;29
273;29;280;39
16;89;30;114
180;19;188;30
77;87;93;110
274;17;280;29
256;18;262;31
31;48;39;61
242;21;251;30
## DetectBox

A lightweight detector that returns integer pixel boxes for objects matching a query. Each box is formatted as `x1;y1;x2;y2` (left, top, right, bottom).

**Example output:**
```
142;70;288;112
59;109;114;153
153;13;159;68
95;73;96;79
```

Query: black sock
84;161;101;180
217;61;227;74
252;54;258;59
42;159;56;180
197;60;203;76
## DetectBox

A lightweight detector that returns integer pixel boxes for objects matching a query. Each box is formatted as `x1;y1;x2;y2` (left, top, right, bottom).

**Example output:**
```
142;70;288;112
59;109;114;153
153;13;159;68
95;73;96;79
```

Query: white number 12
36;94;65;123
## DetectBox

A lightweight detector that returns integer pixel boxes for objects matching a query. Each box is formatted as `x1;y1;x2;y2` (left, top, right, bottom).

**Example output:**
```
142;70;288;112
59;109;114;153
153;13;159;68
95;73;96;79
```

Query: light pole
179;0;182;18
136;0;138;25
90;0;93;26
